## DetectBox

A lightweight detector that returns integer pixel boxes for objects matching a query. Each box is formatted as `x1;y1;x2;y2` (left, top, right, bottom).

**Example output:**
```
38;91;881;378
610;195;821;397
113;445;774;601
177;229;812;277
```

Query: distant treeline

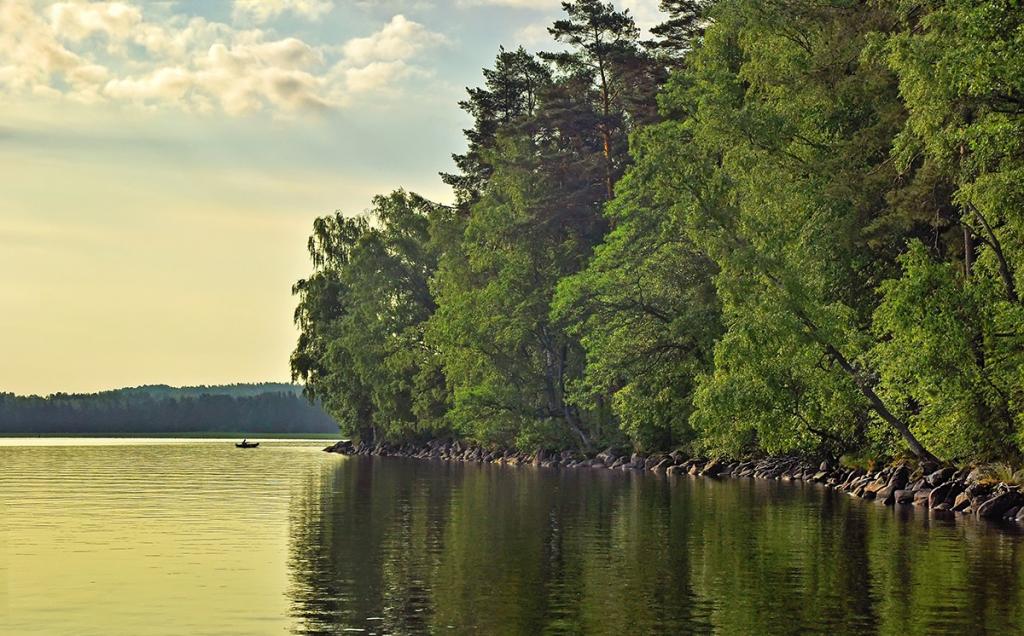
0;383;339;435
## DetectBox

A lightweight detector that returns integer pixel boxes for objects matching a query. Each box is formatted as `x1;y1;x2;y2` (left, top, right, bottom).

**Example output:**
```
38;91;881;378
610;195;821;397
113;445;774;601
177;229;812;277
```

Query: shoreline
0;432;340;439
325;439;1024;525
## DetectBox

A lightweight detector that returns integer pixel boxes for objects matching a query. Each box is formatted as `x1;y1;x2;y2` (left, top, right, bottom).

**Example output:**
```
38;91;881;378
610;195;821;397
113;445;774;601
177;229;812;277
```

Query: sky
0;0;662;396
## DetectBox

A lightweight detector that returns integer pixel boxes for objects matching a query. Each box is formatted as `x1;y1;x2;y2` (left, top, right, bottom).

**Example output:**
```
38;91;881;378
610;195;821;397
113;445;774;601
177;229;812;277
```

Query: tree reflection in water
287;457;1024;635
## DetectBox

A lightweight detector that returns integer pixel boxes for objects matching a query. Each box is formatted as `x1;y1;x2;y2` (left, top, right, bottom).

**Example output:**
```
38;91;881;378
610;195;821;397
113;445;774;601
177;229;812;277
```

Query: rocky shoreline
323;439;1024;524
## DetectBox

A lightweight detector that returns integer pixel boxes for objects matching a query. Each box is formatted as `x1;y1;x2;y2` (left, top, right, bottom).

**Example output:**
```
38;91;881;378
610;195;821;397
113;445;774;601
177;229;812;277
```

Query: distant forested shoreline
292;0;1024;466
0;383;338;435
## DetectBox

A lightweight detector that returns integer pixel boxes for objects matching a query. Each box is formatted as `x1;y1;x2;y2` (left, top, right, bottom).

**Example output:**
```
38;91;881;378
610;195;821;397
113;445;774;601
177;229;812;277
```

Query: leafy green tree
552;118;722;452
428;136;604;450
292;191;451;442
868;0;1024;460
611;0;948;460
290;0;1024;465
427;1;658;451
871;242;1017;460
291;214;373;437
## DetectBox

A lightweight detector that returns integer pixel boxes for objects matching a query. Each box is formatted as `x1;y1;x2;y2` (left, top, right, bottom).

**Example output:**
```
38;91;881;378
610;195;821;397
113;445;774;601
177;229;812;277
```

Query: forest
0;383;338;435
291;0;1024;465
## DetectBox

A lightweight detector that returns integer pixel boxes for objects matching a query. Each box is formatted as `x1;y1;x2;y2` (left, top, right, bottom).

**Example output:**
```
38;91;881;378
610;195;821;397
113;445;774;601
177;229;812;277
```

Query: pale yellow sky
0;0;659;395
0;98;452;395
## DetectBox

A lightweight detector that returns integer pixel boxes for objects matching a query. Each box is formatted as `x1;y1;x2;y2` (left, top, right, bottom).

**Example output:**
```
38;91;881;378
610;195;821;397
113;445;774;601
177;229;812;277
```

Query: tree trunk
822;344;939;464
972;207;1018;303
963;225;974;279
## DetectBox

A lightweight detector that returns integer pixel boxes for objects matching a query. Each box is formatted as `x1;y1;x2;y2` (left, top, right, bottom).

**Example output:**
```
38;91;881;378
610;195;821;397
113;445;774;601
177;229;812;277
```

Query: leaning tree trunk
821;343;940;465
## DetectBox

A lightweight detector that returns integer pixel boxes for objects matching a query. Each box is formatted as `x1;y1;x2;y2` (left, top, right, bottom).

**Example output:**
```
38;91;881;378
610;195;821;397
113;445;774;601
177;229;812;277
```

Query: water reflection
2;441;1022;635
287;457;1024;635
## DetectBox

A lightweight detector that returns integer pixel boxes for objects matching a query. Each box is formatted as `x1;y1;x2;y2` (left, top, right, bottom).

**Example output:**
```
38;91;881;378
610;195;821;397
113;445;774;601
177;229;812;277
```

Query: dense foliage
294;0;1024;463
0;384;338;435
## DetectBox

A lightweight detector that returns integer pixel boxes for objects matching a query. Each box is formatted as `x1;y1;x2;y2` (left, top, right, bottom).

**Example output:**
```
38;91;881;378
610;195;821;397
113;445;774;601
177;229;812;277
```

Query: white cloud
465;0;664;33
333;60;425;95
48;2;142;42
619;0;663;33
104;66;192;103
458;0;556;8
0;2;446;117
0;0;97;95
514;22;554;47
340;15;447;67
233;0;334;24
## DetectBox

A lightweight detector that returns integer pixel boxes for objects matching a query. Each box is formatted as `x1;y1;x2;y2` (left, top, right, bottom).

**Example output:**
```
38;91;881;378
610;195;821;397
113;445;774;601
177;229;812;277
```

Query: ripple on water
3;442;1024;635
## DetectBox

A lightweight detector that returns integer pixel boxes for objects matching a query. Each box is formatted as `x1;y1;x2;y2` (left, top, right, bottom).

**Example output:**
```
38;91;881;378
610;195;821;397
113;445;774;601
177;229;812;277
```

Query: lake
1;439;1023;635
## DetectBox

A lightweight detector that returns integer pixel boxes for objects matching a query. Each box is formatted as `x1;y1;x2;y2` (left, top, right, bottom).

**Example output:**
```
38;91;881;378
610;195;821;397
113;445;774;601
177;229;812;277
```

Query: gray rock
927;482;951;508
927;467;956;487
966;467;987;484
596;447;619;466
887;465;911;490
878;486;897;505
913;488;932;506
651;458;672;473
701;458;726;477
894;489;915;505
976;492;1022;519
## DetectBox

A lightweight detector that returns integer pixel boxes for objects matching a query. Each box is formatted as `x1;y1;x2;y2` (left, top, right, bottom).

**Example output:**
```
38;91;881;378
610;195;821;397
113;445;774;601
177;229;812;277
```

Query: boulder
887;465;911;490
977;492;1022;519
323;439;354;454
701;458;726;477
644;455;665;471
596;447;619;466
913;488;932;507
878;486;897;505
926;467;956;487
864;479;889;495
894;489;915;505
966;466;988;484
651;458;672;473
928;481;955;508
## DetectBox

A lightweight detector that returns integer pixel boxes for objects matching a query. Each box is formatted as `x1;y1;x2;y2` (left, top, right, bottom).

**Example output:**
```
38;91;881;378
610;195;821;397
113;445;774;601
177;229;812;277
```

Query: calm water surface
2;439;1023;635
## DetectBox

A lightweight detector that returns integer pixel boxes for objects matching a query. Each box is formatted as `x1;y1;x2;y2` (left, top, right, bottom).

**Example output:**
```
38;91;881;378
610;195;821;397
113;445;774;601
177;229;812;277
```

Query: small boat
236;440;259;449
